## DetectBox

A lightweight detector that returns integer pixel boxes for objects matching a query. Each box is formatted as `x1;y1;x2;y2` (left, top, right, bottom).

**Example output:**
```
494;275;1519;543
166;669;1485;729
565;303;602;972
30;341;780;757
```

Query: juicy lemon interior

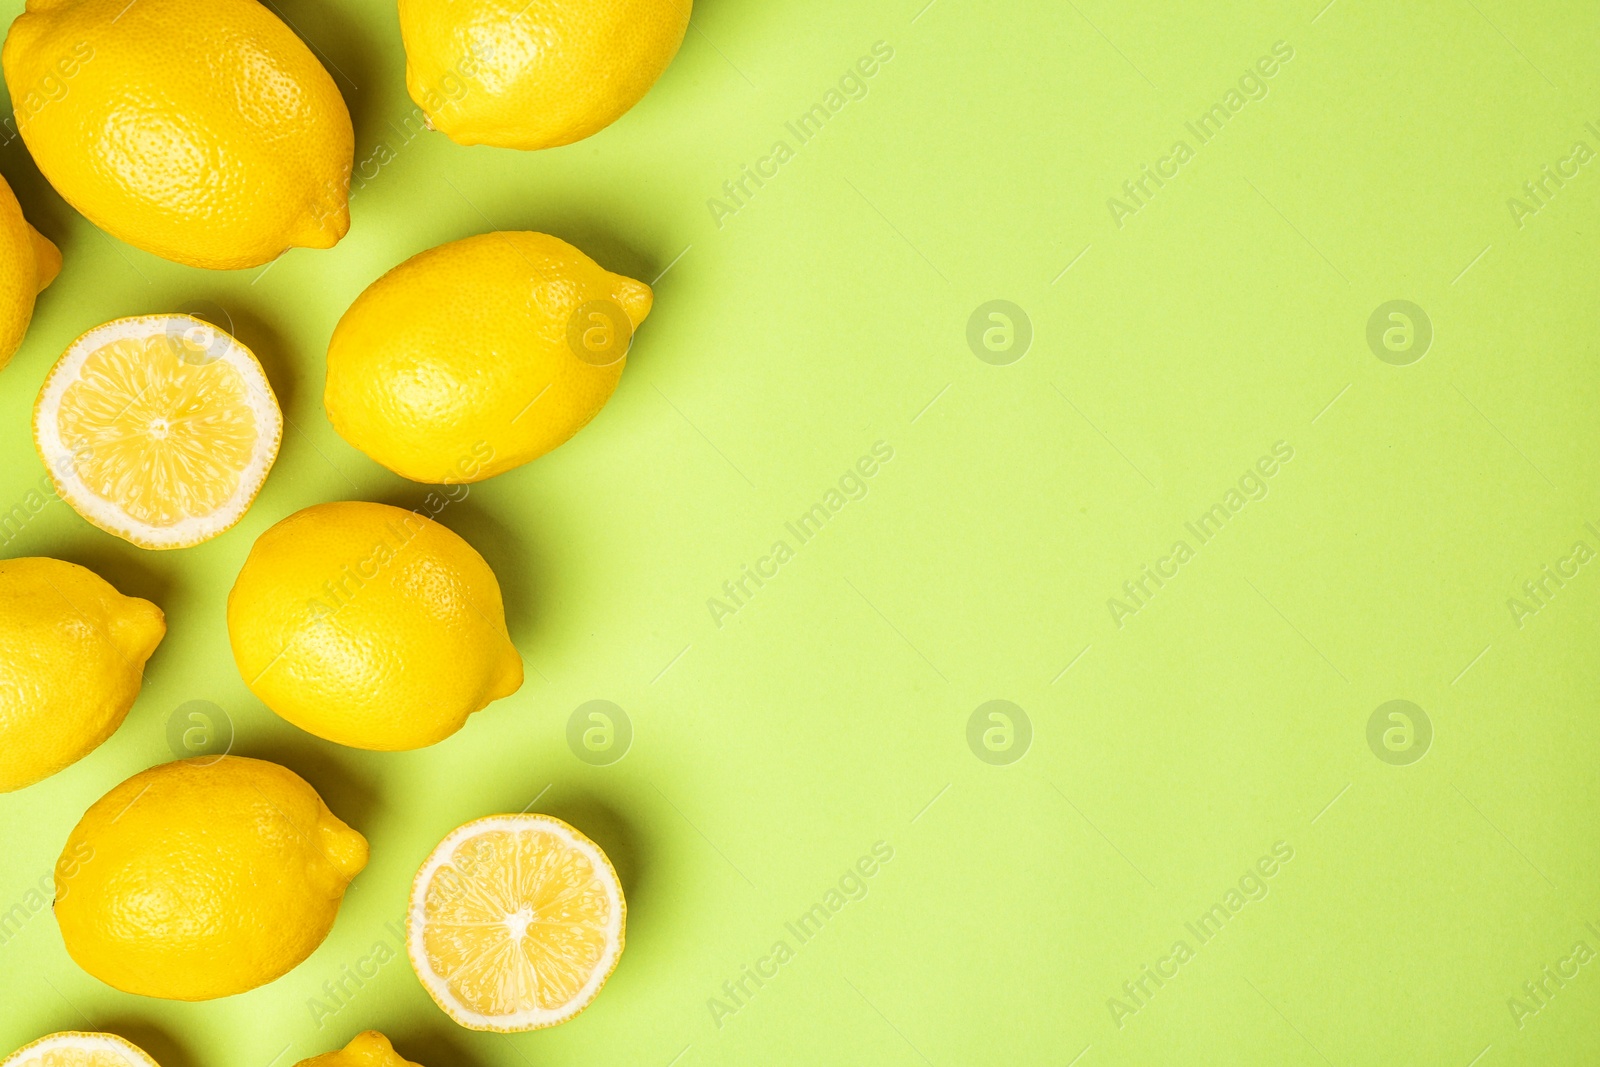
16;1050;137;1067
422;828;614;1014
57;332;257;526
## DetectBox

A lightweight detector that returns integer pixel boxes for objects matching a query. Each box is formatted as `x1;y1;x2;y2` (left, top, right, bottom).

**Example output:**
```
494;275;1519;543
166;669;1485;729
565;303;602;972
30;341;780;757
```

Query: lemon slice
2;1033;160;1067
33;315;282;549
408;813;626;1031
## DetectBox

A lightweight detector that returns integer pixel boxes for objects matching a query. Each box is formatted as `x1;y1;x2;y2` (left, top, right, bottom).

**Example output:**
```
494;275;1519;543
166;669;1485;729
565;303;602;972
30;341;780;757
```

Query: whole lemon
398;0;690;150
54;755;369;1001
0;173;59;370
295;1033;422;1067
0;557;164;793
325;232;651;483
2;0;353;270
227;501;523;750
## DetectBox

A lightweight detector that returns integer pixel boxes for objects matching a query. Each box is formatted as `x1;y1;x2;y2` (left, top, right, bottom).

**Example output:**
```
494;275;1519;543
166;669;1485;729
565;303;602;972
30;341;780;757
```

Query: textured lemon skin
227;501;523;751
0;558;164;794
325;232;651;484
294;1033;422;1067
0;173;59;370
399;0;690;150
55;756;368;1001
2;0;352;270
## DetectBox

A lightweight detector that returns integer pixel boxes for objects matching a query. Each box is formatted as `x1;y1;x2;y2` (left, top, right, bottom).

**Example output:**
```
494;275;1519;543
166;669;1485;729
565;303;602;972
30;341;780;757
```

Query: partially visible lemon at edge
0;557;164;794
2;1031;162;1067
2;0;353;269
399;0;691;150
0;172;58;371
294;1033;423;1067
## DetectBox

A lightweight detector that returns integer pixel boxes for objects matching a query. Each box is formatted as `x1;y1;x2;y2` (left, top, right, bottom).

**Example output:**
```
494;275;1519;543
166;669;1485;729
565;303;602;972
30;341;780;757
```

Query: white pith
407;813;626;1032
2;1033;157;1067
32;315;283;549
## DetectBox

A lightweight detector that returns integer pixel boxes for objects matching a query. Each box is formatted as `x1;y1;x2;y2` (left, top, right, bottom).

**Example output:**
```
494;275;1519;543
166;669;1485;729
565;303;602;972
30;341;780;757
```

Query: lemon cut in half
34;315;282;549
2;1033;161;1067
408;814;626;1031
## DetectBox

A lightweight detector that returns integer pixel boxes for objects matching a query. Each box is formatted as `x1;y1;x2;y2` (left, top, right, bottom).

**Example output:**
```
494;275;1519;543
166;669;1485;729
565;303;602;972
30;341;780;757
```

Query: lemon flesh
2;1033;161;1067
294;1033;422;1067
0;558;165;793
0;172;59;371
2;0;352;269
34;316;283;549
325;231;651;484
409;814;626;1031
227;500;523;750
54;756;368;1001
400;0;690;150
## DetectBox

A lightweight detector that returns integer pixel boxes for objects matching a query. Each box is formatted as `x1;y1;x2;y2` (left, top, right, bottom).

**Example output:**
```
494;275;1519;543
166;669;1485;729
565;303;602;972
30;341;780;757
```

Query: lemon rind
407;813;626;1032
2;1032;160;1067
32;315;283;550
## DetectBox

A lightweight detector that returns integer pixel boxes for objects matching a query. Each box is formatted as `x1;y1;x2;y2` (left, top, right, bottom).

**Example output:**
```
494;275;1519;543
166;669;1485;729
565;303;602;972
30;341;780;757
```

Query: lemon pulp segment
15;1048;133;1067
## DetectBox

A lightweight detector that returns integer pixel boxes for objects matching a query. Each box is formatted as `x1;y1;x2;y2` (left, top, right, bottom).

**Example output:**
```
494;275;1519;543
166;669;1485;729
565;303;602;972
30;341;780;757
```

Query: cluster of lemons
0;0;685;1052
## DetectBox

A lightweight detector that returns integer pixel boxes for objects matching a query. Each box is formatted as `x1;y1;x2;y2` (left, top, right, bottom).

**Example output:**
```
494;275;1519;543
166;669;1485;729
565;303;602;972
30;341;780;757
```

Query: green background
2;0;1599;1062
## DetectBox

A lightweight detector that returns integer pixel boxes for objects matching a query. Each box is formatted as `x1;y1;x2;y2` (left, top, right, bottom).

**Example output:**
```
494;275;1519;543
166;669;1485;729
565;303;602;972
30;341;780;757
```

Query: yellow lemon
2;0;352;269
33;315;283;549
399;0;690;150
295;1033;422;1067
55;755;368;1001
0;172;59;371
325;232;651;483
0;557;164;793
2;1033;160;1067
227;501;523;750
409;814;626;1030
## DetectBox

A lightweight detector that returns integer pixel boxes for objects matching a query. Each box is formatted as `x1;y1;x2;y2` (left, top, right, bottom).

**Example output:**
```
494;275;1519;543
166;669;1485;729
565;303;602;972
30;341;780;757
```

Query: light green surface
2;0;1599;1063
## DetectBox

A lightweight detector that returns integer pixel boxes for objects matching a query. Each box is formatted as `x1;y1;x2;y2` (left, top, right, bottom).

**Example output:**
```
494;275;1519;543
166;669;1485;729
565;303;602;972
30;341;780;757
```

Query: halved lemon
2;1033;161;1067
33;315;282;549
408;813;626;1031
